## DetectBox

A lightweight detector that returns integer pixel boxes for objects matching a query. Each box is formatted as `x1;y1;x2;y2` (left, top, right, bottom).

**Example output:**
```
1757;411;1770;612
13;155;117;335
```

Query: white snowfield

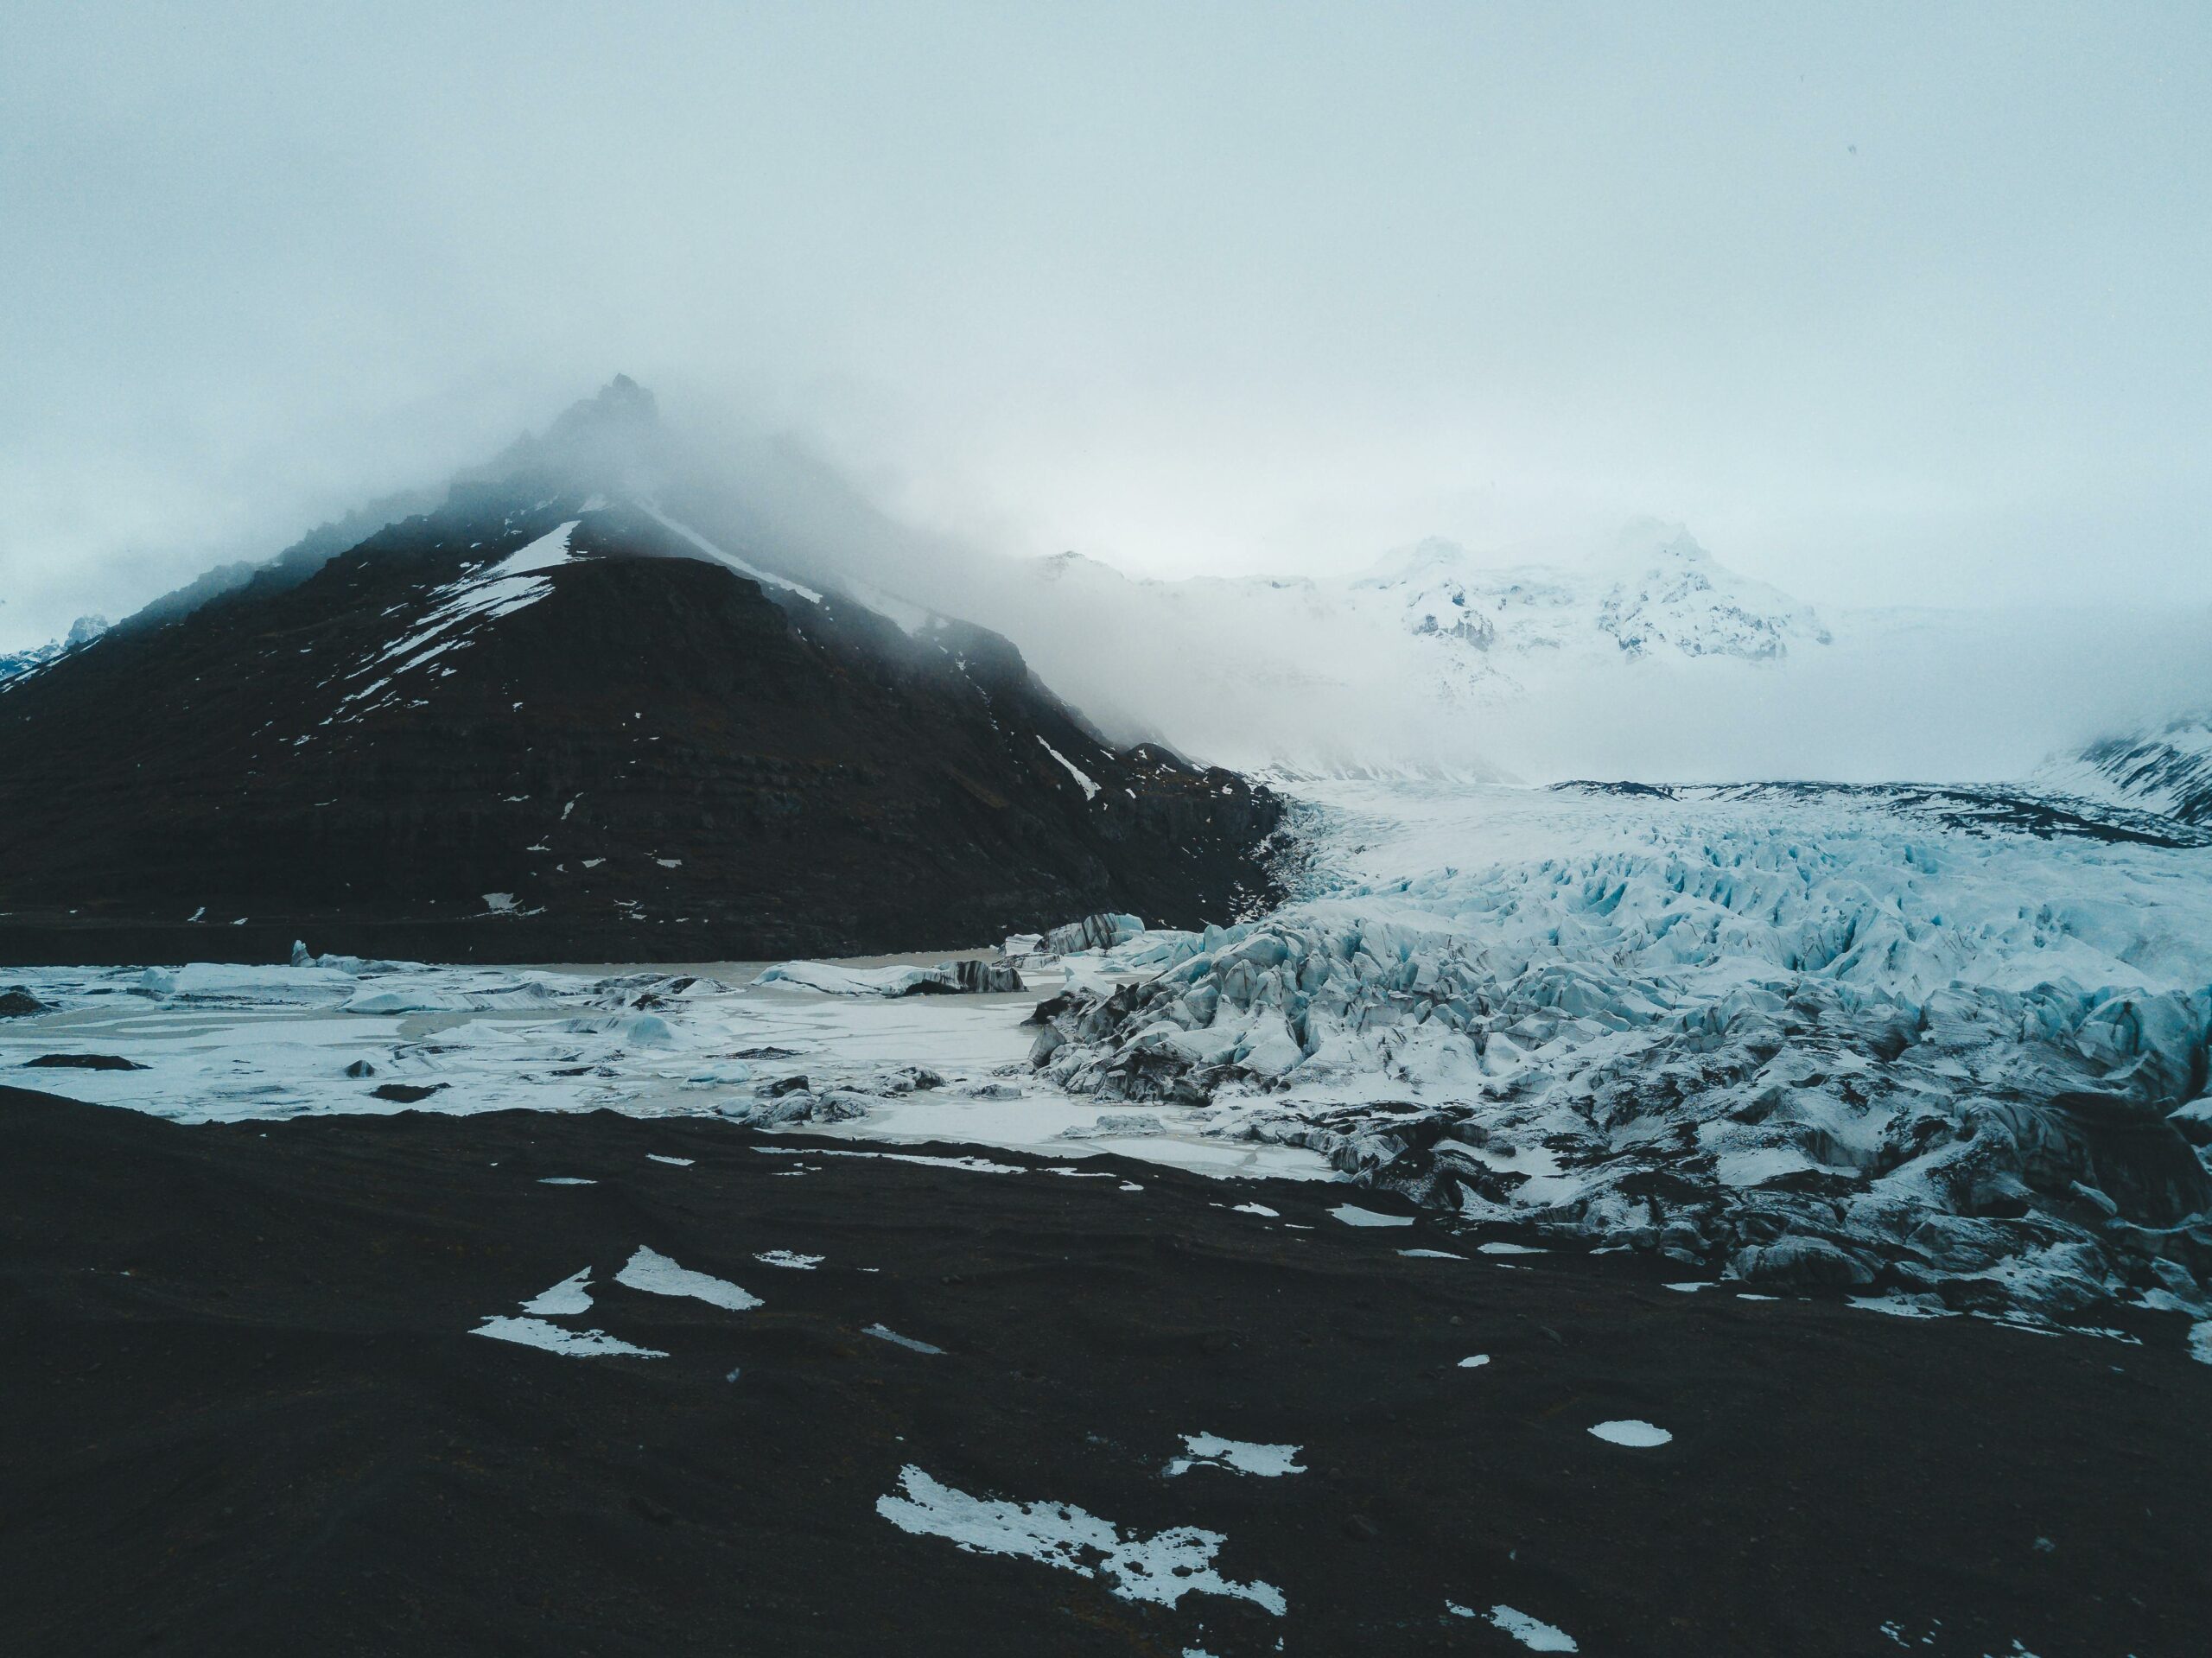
7;776;2210;1335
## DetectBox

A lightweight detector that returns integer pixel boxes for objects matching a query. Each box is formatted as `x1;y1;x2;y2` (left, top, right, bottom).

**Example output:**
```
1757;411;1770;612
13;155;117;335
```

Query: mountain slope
2037;714;2212;825
0;488;1281;965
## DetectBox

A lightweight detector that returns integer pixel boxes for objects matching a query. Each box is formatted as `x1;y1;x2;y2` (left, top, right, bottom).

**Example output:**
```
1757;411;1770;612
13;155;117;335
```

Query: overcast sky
4;3;2209;648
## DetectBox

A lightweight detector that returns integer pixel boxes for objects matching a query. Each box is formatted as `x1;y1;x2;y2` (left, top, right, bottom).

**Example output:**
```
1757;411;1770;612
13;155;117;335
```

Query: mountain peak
1359;536;1473;586
1603;517;1711;569
459;374;668;498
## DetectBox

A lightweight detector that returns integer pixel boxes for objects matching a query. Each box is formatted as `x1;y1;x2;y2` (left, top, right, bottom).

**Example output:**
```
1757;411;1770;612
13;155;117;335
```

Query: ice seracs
1022;778;2212;1321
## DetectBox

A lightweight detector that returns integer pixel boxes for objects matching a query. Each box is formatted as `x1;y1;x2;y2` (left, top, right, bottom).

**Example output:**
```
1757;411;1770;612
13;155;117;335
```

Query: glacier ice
1023;780;2212;1317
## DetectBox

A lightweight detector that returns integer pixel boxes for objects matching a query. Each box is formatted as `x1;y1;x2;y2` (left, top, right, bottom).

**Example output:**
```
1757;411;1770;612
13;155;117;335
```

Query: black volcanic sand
3;1089;2205;1657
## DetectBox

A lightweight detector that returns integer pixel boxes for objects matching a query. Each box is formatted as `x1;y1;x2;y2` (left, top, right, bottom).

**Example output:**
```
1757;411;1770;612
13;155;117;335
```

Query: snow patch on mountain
334;521;580;720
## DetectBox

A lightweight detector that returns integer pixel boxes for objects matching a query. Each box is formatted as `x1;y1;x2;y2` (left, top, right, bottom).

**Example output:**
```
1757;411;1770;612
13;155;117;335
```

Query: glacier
1023;779;2212;1318
6;773;2209;1336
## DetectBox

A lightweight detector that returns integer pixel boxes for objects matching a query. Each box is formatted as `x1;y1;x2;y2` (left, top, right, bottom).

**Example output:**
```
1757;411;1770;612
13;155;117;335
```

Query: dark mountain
2044;715;2212;826
0;398;1283;965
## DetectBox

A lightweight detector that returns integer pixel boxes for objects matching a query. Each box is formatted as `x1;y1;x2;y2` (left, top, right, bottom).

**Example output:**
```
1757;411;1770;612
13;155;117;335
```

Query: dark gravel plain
3;1086;2205;1657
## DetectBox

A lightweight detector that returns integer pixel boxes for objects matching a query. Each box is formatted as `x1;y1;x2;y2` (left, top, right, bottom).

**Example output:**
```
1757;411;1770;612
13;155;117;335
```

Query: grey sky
4;3;2209;648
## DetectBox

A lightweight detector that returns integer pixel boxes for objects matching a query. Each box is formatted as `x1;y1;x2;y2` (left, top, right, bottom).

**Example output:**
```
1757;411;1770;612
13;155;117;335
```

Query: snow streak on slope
641;505;824;605
1027;780;2212;1319
333;520;580;720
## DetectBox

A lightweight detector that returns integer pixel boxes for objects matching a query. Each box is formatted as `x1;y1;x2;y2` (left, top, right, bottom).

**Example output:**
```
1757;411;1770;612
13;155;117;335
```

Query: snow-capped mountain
0;384;1284;964
2037;714;2212;826
0;614;109;686
1355;519;1832;673
922;520;1842;778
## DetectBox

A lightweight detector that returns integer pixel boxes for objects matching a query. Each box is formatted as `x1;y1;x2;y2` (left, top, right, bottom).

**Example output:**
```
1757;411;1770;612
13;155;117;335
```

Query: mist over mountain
0;383;1285;963
28;377;2208;790
13;16;2212;1652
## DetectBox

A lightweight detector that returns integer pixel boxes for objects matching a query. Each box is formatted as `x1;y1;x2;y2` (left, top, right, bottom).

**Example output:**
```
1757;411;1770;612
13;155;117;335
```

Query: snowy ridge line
640;505;824;605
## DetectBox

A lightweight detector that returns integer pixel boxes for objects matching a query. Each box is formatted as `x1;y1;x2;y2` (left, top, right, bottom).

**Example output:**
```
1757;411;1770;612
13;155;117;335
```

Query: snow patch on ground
1164;1433;1306;1478
875;1465;1286;1614
470;1316;665;1359
519;1267;594;1316
613;1246;760;1311
1589;1420;1673;1448
1330;1204;1414;1228
1485;1603;1580;1651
